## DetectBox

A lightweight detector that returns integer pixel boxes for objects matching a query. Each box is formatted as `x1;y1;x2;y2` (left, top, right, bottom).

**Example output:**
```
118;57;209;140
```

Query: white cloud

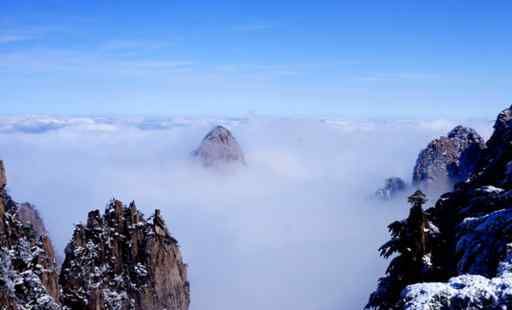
0;116;494;310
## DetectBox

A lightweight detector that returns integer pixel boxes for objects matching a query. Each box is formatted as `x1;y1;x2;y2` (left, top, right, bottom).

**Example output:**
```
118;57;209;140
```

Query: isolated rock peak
193;125;245;167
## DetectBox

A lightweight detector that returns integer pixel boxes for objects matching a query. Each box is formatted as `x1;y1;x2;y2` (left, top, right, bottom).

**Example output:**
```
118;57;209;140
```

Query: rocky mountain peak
412;125;485;191
60;199;190;310
193;125;246;167
447;125;484;146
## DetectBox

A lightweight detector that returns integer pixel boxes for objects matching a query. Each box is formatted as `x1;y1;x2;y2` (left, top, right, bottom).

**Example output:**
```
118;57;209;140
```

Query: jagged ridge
60;200;190;310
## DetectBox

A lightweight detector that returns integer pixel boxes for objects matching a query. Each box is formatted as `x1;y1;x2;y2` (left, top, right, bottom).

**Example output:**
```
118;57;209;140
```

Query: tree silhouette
366;190;429;309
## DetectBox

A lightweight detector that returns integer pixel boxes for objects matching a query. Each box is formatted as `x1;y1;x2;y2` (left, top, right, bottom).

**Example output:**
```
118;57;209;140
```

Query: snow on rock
456;208;512;277
368;106;512;309
0;162;60;309
60;200;190;310
400;202;512;309
402;244;512;310
401;275;508;310
474;186;505;195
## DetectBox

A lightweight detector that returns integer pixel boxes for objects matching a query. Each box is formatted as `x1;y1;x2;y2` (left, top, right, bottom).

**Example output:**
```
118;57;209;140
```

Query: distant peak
193;125;246;167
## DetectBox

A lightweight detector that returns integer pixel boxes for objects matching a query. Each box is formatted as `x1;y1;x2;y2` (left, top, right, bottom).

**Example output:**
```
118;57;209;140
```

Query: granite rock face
412;125;485;192
375;126;484;200
368;105;512;309
193;125;245;167
16;203;48;239
0;163;61;309
60;200;190;310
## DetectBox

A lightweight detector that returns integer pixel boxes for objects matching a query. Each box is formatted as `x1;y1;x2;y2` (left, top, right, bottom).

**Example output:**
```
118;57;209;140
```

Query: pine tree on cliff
366;191;429;309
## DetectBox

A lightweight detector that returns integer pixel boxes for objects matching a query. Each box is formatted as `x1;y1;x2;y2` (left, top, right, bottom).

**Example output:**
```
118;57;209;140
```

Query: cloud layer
0;116;493;309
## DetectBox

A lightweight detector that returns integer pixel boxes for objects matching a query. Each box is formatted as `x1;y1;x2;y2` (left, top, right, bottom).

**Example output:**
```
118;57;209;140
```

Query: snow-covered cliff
368;105;512;309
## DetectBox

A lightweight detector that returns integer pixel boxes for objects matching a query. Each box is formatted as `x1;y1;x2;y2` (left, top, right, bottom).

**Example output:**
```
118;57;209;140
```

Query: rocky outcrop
412;126;485;192
193;125;245;167
60;200;190;310
368;105;512;309
375;126;484;200
374;177;408;201
0;161;190;310
0;163;61;309
16;203;48;239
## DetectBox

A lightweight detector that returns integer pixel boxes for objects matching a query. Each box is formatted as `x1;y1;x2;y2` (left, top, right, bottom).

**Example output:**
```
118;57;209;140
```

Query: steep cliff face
16;203;48;239
193;125;245;167
375;126;484;200
368;105;512;309
412;126;485;192
60;200;190;310
0;161;61;309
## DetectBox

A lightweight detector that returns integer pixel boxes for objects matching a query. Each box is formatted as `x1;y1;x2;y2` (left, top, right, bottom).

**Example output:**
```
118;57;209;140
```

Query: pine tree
366;190;429;309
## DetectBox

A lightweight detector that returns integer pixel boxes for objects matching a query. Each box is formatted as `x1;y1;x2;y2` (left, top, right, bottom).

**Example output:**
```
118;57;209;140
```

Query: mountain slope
0;160;61;309
368;105;512;309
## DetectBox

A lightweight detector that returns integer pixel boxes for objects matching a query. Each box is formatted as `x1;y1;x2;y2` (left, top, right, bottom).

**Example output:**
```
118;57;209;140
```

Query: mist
0;116;493;310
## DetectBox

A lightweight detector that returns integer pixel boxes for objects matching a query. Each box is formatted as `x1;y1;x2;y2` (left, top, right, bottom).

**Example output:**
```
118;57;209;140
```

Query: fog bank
0;116;492;309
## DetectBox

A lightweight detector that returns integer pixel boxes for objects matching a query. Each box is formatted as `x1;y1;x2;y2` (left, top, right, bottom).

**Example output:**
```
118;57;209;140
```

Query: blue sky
0;1;510;119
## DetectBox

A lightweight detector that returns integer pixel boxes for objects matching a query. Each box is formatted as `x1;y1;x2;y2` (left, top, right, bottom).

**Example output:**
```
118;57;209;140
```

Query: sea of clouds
0;116;494;310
